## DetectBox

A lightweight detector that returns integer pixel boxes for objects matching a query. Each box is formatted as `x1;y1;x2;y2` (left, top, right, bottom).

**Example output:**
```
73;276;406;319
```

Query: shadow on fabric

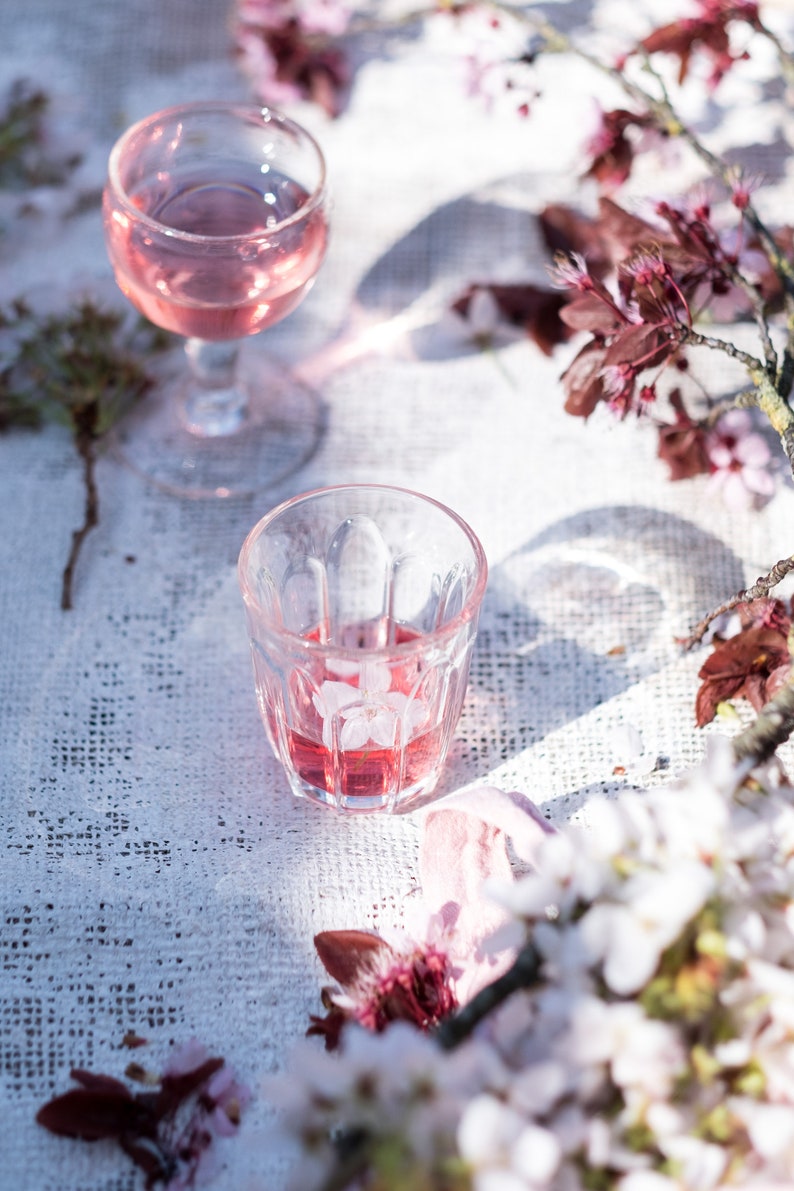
441;504;745;785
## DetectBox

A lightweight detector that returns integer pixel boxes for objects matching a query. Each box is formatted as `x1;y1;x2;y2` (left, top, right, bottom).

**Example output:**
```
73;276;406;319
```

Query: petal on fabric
424;786;556;867
466;286;502;335
419;787;556;1000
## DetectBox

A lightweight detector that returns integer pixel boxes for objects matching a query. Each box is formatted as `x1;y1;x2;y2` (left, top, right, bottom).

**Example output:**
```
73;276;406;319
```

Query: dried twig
0;300;167;607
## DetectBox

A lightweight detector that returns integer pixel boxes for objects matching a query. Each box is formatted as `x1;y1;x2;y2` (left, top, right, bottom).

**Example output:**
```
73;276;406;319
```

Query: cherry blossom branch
673;325;794;475
434;940;542;1050
522;10;794;307
636;55;794;312
701;389;759;427
673;325;768;374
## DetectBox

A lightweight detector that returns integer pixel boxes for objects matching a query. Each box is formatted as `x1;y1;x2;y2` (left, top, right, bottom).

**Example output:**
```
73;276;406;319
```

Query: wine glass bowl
102;101;329;495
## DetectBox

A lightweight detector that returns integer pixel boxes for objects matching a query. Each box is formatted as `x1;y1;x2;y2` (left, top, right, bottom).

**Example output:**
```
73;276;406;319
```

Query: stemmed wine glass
102;101;329;498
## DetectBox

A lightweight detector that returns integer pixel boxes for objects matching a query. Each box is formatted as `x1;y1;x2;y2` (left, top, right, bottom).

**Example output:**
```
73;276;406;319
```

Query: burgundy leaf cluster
637;0;763;89
307;928;458;1051
583;108;657;192
36;1045;245;1189
547;191;768;420
451;281;574;356
695;598;793;727
550;201;686;418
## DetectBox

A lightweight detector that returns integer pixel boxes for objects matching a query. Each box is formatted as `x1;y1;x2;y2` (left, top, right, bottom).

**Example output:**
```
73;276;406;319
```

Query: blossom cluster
268;743;794;1189
232;0;353;115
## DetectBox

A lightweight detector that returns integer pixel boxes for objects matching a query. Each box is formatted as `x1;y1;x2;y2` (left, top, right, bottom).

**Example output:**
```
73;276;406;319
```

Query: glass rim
237;483;489;658
106;100;328;245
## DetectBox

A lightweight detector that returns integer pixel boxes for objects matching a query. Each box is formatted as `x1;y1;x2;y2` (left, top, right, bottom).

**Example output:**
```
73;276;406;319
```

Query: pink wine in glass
102;101;329;496
105;161;328;341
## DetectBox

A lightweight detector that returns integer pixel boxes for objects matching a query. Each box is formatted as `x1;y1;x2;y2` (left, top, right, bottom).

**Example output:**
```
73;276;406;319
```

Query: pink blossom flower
205;1064;252;1137
729;166;764;212
236;0;349;34
233;0;352;115
705;408;775;509
298;0;350;36
234;30;303;108
549;251;594;293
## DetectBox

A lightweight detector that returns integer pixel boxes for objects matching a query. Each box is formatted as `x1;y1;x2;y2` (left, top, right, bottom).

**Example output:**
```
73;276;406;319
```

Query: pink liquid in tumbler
285;722;445;801
104;162;328;340
273;624;448;802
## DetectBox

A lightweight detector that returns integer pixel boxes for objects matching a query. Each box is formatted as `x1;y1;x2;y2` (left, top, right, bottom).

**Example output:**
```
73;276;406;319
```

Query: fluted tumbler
238;484;488;813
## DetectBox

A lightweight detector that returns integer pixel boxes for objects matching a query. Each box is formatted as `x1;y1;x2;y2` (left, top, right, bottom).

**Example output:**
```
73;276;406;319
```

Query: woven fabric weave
2;2;794;1186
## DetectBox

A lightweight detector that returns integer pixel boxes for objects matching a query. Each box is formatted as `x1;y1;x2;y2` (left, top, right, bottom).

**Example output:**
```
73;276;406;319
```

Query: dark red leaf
560;341;608;417
69;1069;133;1098
156;1057;225;1118
695;625;792;726
584;128;635;190
697;627;787;680
559;293;621;335
314;929;390;986
657;422;709;481
641;20;708;57
491;283;573;355
695;675;742;727
538;204;609;277
603;324;670;370
597;197;671;262
36;1088;156;1141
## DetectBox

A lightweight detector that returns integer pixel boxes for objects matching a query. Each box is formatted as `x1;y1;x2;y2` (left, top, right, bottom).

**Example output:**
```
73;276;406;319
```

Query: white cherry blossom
266;745;794;1191
312;660;425;750
579;860;715;994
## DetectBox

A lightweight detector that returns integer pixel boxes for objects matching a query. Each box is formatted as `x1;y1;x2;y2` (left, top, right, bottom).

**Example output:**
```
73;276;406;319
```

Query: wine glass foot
108;350;326;499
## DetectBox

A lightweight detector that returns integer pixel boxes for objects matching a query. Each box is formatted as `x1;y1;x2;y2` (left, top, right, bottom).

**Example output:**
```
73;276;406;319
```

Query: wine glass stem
182;338;248;437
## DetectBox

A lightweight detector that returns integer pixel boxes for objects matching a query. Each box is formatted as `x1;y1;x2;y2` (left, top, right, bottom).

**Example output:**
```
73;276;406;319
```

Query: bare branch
434;942;542;1051
674;325;767;374
682;555;794;649
60;416;100;611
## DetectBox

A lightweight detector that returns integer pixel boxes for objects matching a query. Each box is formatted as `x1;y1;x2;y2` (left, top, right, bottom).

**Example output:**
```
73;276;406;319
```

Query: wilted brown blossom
307;928;458;1051
695;598;793;726
636;0;763;88
36;1040;249;1189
